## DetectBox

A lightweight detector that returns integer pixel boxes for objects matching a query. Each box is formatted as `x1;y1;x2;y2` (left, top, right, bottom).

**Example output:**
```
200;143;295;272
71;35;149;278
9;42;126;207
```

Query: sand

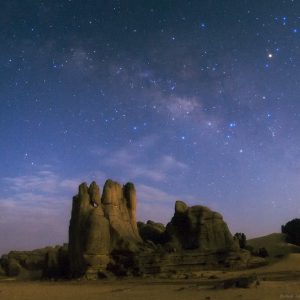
1;280;300;300
1;253;300;300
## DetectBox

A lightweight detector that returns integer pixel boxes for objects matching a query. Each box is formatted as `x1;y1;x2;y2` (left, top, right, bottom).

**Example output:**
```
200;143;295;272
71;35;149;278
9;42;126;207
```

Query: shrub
244;245;254;253
282;219;300;246
234;232;247;249
256;247;269;258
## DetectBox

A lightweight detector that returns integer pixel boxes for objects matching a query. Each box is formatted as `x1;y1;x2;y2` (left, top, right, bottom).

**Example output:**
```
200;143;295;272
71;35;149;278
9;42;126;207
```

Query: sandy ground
1;254;300;300
1;280;300;300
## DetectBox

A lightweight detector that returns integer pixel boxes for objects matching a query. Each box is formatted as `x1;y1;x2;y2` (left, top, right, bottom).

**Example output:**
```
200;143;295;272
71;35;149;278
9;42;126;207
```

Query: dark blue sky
1;0;300;254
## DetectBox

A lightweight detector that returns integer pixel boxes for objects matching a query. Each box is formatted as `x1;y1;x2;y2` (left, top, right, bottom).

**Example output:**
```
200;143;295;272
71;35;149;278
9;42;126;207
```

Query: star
1;0;300;256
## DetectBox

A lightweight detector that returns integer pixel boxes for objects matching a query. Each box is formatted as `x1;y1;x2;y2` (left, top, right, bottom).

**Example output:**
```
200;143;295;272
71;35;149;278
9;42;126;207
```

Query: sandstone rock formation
164;201;237;251
68;180;142;278
1;178;265;280
0;245;68;279
136;201;248;276
102;180;141;250
138;221;166;244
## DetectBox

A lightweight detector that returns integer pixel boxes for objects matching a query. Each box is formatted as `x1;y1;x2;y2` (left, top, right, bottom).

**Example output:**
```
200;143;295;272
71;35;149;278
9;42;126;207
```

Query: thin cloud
166;96;200;117
137;184;178;203
160;155;189;171
3;171;81;194
0;170;82;254
91;136;189;182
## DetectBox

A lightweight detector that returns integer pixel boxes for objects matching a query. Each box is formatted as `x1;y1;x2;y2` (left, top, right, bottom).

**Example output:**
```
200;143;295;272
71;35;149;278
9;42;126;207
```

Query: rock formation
0;245;68;279
68;180;142;278
0;178;266;280
164;201;237;251
138;221;166;244
136;201;247;276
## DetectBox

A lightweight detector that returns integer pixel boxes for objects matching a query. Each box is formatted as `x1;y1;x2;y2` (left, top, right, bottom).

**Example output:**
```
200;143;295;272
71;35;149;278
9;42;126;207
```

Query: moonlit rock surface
68;180;142;278
165;200;237;251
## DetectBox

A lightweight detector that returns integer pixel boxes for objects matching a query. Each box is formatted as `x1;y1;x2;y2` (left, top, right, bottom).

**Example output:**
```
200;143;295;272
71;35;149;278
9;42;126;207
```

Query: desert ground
0;279;299;300
1;250;300;300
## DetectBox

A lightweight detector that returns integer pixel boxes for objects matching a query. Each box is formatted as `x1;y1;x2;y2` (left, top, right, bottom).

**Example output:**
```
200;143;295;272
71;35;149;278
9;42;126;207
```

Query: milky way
1;1;300;254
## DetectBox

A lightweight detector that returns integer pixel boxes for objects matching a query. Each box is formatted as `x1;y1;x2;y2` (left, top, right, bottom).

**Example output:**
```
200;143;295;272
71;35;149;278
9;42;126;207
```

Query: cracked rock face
68;180;141;277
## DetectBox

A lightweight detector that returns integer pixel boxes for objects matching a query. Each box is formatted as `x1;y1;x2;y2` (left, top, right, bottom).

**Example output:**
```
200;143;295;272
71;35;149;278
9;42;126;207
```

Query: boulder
138;221;166;244
216;274;259;289
0;265;5;277
165;201;237;251
7;258;22;277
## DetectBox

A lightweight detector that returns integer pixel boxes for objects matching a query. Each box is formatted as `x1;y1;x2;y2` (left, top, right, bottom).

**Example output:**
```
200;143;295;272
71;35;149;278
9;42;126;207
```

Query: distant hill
248;233;300;261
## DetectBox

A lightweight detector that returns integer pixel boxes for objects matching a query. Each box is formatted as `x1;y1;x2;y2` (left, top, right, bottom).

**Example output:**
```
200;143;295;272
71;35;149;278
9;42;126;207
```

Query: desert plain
1;247;300;300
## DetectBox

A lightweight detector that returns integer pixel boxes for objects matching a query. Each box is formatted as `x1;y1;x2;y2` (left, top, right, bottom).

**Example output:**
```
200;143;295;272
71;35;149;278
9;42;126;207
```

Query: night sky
1;0;300;254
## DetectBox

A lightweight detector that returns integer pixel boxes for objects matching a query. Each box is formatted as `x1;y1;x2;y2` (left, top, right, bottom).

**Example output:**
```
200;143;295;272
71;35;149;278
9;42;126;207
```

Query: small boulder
0;265;6;277
138;221;166;244
217;274;259;289
7;258;22;277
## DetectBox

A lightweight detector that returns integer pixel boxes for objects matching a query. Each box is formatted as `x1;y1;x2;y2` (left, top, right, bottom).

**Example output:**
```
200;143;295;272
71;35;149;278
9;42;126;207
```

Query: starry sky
1;0;300;254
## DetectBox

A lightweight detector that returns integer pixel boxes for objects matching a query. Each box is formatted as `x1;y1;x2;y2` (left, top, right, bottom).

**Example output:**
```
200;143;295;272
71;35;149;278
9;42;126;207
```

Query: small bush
256;247;269;258
234;233;246;249
244;245;254;252
282;219;300;246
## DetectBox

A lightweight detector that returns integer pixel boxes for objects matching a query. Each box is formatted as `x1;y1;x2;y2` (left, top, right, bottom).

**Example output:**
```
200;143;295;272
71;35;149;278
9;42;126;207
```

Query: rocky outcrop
0;245;68;279
138;221;166;244
68;182;110;278
164;201;237;251
1;178;265;280
102;180;141;251
135;201;256;276
68;180;142;278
